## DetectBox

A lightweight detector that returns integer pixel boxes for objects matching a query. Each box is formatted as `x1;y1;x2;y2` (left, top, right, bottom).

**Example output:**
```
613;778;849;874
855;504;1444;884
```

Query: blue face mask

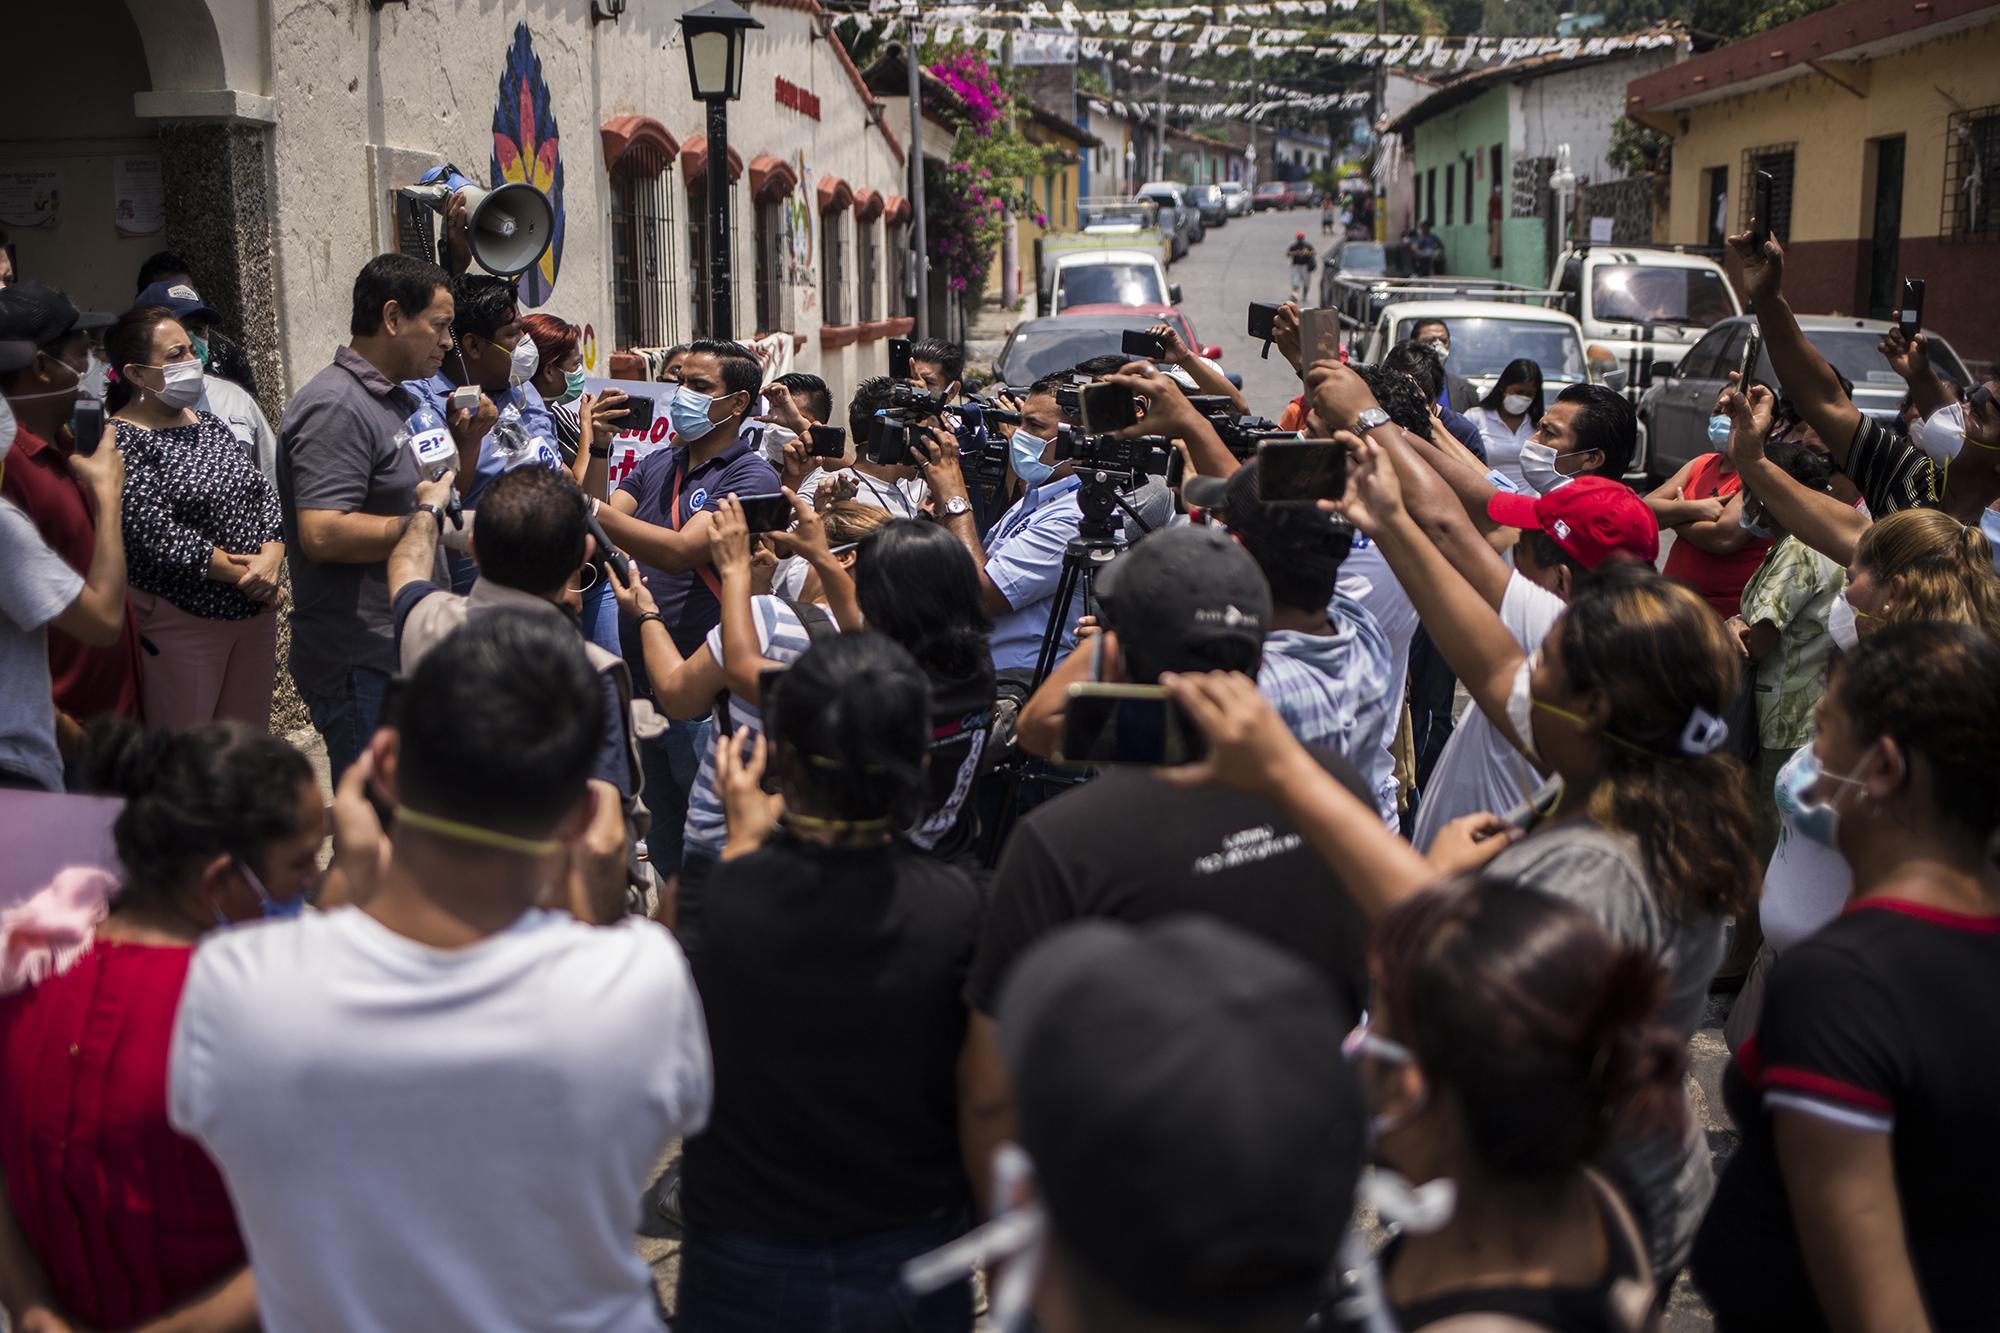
233;856;306;921
1707;414;1733;449
1738;501;1775;539
1777;746;1867;850
670;386;721;442
1010;428;1054;485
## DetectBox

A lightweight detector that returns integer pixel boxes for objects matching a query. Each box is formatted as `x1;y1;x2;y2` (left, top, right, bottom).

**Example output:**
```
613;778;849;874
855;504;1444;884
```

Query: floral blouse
115;412;282;621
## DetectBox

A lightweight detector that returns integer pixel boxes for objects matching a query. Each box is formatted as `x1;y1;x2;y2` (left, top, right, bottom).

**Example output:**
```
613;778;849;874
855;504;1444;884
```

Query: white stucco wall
1510;45;1683;186
264;0;906;408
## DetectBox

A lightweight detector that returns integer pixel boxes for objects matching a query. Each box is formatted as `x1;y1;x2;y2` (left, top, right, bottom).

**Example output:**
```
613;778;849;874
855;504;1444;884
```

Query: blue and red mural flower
491;24;565;306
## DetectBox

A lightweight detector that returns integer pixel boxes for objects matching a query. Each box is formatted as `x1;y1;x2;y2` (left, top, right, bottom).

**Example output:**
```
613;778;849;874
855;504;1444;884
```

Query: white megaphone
409;164;553;278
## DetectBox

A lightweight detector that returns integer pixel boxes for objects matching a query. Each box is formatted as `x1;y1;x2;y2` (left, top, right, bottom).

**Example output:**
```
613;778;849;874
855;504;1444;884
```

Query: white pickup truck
1356;298;1605;399
1550;245;1740;397
1036;243;1179;318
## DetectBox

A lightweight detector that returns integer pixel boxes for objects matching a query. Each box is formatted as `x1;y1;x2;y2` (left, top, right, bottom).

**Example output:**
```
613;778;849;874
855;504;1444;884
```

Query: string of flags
850;3;1681;69
1083;91;1371;121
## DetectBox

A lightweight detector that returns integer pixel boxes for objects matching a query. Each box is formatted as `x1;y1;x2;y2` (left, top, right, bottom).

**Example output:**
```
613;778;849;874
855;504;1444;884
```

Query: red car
1252;182;1296;211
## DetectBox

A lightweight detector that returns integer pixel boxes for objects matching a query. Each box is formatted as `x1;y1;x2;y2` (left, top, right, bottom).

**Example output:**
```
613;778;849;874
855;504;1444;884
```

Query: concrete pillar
157;121;284;424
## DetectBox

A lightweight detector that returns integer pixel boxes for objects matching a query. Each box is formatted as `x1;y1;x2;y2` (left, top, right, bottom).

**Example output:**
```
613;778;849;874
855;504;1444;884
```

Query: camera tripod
1028;469;1157;689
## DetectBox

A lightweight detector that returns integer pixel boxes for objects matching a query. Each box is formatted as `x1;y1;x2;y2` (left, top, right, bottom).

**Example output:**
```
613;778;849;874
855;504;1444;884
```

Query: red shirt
1;423;143;723
0;942;244;1328
1661;452;1774;620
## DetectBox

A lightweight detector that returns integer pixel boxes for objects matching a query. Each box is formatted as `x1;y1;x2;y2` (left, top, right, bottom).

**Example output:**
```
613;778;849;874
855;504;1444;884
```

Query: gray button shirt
277;346;421;694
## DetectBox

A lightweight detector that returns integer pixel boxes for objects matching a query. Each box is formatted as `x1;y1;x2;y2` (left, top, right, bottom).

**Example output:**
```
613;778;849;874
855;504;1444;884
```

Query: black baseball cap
0;279;113;347
997;917;1365;1322
1093;525;1270;680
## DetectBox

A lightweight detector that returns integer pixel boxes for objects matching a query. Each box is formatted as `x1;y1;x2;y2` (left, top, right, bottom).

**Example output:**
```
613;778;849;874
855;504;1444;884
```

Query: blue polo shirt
402;374;561;505
984;474;1085;674
616;425;777;659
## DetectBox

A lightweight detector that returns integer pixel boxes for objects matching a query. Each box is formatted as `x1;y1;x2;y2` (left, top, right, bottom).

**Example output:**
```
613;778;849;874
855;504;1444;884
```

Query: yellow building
988;102;1099;298
1627;0;2000;367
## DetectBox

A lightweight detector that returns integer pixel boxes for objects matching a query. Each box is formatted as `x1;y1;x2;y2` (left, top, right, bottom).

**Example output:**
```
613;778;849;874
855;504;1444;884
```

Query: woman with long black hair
1464;357;1544;491
674;633;983;1333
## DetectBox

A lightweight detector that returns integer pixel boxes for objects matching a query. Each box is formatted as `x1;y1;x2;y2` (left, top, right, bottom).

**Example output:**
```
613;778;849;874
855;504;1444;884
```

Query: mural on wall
787;148;817;317
581;322;598;372
491;24;565;307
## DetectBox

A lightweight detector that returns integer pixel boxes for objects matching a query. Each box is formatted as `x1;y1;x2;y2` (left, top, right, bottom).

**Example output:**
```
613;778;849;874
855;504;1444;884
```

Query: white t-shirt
0;497;82;792
1464;405;1534;492
169;907;711;1332
1412;573;1565;851
800;465;928;517
1335;535;1420;821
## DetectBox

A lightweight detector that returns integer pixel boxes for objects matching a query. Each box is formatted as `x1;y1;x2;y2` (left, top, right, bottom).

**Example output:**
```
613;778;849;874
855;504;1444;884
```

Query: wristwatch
589;445;611;458
1354;406;1392;432
414;502;446;528
940;495;973;517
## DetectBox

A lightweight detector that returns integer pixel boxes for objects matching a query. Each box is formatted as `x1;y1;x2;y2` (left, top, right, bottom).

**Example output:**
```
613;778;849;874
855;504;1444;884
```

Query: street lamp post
680;0;763;342
903;0;930;339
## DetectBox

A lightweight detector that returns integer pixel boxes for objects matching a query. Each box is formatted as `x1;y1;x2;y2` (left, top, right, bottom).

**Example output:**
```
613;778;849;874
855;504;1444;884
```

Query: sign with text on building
775;77;821;120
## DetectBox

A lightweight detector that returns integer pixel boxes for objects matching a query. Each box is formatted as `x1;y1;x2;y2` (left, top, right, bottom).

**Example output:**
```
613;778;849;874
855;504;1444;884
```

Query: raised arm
709;497;781;704
915;429;1011;618
1879;327;1952;421
766;488;862;632
50;429;129;647
1727;230;1865;466
596;492;718;574
1151;321;1249;416
1102;363;1239;482
386;470;455;602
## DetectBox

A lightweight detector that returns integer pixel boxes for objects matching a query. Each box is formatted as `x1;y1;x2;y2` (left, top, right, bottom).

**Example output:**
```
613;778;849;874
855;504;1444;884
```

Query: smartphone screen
808;424;847;458
732;493;796;533
1898;278;1925;338
1256;439;1348;505
1247;301;1281;340
1079;382;1140;436
1059;685;1208;767
1122;327;1170;361
1752;170;1773;246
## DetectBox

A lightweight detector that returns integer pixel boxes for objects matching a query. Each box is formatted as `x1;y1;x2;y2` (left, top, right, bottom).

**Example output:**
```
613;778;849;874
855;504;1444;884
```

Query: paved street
1164;206;1329;415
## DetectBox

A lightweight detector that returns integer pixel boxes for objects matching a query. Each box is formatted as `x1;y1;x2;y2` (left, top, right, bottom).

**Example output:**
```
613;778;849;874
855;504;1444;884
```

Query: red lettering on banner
775;76;820;121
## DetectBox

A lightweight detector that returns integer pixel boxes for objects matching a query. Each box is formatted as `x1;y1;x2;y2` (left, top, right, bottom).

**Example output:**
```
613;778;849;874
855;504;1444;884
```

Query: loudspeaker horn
409;164;555;279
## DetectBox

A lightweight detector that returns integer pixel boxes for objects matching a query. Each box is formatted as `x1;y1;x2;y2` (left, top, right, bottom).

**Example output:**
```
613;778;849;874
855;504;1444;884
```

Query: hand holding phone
888;337;913;380
807;424;847;458
1079;382;1141;436
1122;328;1170;361
1256;439;1348;504
1751;169;1774;248
621;393;658;434
732;492;797;534
69;397;106;457
1057;684;1209;767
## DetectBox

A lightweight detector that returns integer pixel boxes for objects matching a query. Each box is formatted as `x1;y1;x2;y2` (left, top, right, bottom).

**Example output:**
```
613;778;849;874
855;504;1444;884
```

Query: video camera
1053;428;1173;482
863;383;951;465
1185;393;1295;460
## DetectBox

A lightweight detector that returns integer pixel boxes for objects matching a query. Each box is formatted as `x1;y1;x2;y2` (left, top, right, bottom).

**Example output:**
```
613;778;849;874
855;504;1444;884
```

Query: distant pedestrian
1412;219;1444;276
1287;232;1317;302
1321;197;1337;235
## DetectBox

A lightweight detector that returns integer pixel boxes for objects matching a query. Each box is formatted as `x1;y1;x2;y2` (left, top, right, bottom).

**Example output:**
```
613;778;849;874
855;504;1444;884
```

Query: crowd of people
1;216;1998;1333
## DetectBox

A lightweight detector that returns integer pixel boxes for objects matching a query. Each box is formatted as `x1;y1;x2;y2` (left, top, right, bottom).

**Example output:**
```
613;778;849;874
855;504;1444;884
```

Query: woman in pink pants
106;305;283;730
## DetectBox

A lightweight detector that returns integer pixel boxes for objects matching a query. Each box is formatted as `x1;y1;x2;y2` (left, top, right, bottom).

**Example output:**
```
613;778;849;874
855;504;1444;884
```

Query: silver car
1218;181;1252;217
1636;313;1975;484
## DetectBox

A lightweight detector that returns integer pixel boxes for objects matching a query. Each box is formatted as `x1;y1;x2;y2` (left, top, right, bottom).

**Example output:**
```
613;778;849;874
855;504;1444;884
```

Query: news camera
1185;394;1295;460
863;383;950;466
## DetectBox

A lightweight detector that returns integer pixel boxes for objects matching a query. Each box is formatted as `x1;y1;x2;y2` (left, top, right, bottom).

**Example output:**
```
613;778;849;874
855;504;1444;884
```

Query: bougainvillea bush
923;45;1054;303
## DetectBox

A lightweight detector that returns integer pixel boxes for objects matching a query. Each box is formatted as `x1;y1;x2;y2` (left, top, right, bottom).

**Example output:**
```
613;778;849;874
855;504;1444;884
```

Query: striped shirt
1256;593;1396;825
1846;415;1938;518
684;596;820;856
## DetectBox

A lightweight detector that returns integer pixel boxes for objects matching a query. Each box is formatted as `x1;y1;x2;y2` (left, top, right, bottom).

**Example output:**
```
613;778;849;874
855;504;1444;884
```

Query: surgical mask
1707;413;1734;449
1502;392;1533;416
1828;593;1860;651
557;367;587;406
146;357;204;410
235;856;306;920
1780;745;1869;850
1009;427;1053;486
80;352;109;403
1505;652;1543;761
507;334;540;388
1517;439;1572;495
670;386;721;442
1912;401;1967;464
192;334;211;370
1738;502;1775;539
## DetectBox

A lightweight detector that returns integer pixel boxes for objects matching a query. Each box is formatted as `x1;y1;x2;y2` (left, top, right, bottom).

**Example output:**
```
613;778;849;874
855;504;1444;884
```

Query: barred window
856;216;879;324
1942;106;2000;241
609;143;679;350
1738;144;1795;243
821;210;847;326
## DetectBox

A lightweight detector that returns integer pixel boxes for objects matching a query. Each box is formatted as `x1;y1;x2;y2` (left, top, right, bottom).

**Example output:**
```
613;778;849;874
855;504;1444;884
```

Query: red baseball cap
1486;476;1659;569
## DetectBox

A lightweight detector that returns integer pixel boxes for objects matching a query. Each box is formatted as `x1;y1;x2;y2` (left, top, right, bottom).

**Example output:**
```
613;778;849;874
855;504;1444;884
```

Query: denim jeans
676;1213;974;1333
578;578;620;657
300;666;392;782
638;713;712;874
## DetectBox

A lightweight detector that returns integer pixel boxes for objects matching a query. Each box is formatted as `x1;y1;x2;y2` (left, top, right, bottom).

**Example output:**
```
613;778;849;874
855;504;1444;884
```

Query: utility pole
904;0;930;339
1001;31;1018;310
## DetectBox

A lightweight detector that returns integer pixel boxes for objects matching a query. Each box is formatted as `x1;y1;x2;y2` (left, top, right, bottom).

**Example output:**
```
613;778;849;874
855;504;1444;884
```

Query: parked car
1320;238;1400;315
1218;181;1253;217
1252;181;1295;211
1044;248;1179;316
1635;313;1976;484
1189;183;1229;228
1135;182;1199;258
1357;299;1596;400
1551;245;1741;399
995;311;1224;390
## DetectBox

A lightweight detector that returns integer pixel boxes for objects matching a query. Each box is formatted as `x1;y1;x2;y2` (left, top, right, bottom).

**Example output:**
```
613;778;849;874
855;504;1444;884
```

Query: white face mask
1912;401;1967;464
1424;339;1450;364
1506;650;1541;761
1501;393;1533;416
147;357;204;410
1518;439;1573;495
1827;593;1860;652
81;352;109;402
507;334;540;388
